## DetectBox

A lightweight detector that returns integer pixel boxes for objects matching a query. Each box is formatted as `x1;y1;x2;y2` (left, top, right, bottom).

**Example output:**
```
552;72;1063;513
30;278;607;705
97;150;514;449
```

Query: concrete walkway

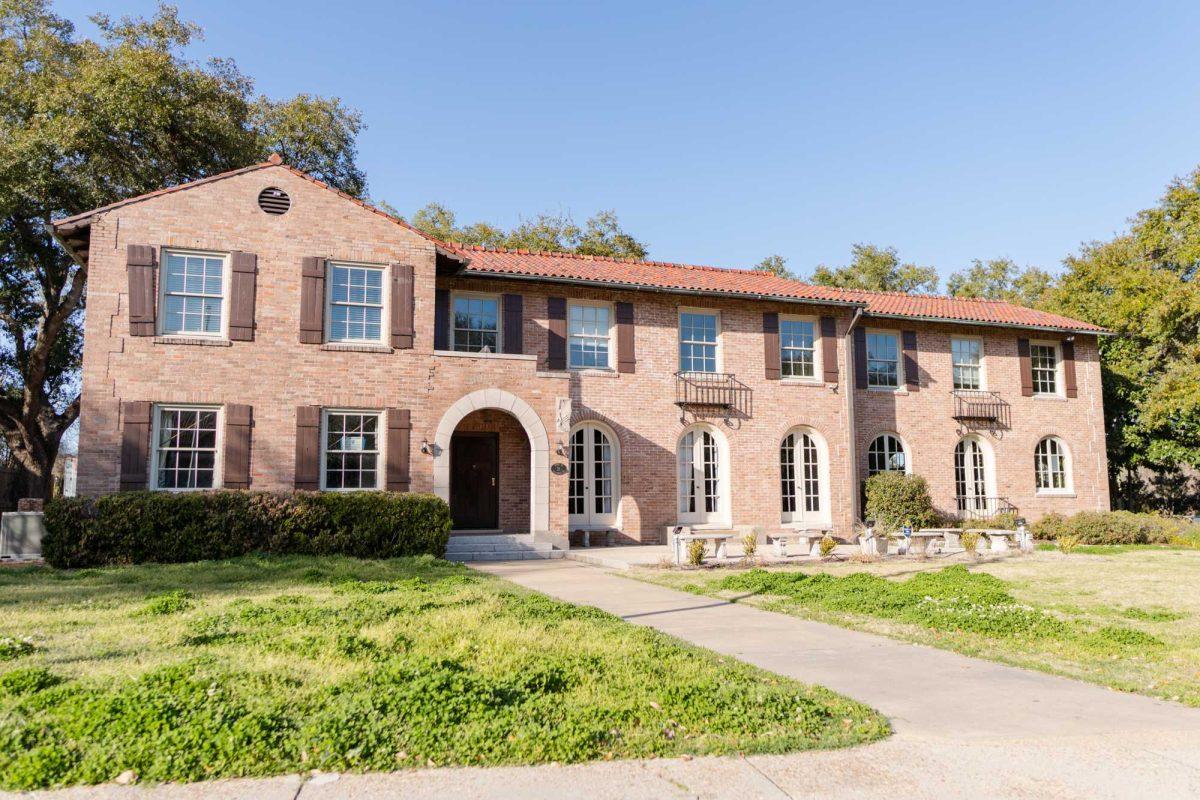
14;560;1200;800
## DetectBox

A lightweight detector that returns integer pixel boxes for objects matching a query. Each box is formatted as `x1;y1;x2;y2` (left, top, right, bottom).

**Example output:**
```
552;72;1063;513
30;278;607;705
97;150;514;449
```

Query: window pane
323;412;381;490
452;296;499;352
866;333;899;387
161;252;225;336
328;264;385;343
154;407;219;490
781;319;815;378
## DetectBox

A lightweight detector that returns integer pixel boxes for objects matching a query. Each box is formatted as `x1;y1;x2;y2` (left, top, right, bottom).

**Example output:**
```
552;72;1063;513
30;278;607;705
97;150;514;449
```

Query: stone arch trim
433;389;549;535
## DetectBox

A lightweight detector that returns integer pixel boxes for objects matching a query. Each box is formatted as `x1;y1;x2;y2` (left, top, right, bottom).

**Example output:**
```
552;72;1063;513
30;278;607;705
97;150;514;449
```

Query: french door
954;438;990;516
678;428;723;526
568;424;617;528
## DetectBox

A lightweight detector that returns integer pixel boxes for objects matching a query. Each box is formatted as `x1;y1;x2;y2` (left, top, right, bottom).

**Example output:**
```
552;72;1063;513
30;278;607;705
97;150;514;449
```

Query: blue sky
58;0;1200;283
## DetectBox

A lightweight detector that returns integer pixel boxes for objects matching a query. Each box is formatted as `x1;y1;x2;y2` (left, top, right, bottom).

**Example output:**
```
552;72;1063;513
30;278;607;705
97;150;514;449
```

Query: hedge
42;491;452;568
863;472;938;534
1031;510;1200;545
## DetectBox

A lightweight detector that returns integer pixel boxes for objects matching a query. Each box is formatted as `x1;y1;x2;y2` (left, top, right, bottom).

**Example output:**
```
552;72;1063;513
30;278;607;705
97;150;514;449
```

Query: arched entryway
433;389;549;535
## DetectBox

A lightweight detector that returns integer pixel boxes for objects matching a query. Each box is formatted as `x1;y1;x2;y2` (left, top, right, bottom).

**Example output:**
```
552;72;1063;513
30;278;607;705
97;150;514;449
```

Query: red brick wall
75;165;1110;546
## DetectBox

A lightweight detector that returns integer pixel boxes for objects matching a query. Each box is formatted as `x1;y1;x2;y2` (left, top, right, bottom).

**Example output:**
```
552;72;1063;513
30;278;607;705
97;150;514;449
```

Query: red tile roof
448;245;1109;334
52;157;1107;335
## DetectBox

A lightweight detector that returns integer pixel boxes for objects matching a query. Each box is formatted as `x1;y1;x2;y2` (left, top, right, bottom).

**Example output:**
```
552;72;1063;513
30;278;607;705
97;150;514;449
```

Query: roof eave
458;269;867;308
862;311;1113;337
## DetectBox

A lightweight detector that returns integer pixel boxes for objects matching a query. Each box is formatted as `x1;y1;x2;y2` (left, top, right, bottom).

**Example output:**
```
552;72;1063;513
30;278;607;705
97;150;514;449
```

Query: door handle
491;477;496;487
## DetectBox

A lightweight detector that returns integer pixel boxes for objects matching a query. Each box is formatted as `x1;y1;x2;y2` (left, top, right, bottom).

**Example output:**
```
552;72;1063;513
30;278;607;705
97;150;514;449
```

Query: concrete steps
444;534;563;562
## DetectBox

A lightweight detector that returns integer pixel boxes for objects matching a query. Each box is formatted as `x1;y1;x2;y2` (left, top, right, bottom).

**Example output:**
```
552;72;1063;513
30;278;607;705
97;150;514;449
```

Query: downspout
843;308;865;528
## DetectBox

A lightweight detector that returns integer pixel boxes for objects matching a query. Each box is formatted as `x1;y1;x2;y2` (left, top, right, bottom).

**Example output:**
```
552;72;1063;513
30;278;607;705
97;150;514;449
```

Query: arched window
569;423;618;527
1035;437;1070;493
781;428;829;525
867;434;907;476
954;437;992;516
677;426;727;525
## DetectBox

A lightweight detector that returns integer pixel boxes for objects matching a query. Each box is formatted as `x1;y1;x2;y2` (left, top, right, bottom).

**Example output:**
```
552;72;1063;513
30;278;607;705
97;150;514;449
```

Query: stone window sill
780;378;827;388
154;336;232;347
321;342;393;354
433;349;537;362
1036;490;1077;498
570;368;620;378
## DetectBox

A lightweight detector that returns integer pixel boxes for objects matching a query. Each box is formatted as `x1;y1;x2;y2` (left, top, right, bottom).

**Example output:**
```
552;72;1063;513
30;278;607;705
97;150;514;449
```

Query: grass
0;555;886;790
639;549;1200;707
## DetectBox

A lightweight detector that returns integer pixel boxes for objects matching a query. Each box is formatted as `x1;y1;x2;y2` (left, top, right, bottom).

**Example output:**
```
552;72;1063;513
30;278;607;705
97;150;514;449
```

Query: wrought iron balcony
954;496;1018;522
674;372;752;419
952;390;1010;428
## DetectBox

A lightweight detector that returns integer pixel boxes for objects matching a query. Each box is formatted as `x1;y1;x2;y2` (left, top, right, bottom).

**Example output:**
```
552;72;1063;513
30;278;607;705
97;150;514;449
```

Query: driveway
15;560;1200;800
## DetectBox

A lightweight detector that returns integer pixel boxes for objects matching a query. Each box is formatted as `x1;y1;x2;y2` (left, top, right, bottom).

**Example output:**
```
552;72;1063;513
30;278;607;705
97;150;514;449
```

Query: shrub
139;590;195;616
864;472;938;534
741;533;757;560
959;531;980;555
43;491;452;568
1032;512;1069;541
1057;534;1082;554
686;539;706;567
819;534;837;558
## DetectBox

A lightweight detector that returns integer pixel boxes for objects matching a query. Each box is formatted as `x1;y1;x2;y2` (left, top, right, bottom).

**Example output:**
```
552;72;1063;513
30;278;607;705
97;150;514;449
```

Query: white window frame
676;423;730;528
150;404;223;491
450;291;502;354
779;315;820;381
157;248;230;338
1030;340;1063;397
1035;436;1074;495
320;408;385;491
678;308;721;374
951;336;985;392
567;421;621;529
780;426;831;527
324;261;389;345
567;301;615;370
866;432;910;476
866;329;903;389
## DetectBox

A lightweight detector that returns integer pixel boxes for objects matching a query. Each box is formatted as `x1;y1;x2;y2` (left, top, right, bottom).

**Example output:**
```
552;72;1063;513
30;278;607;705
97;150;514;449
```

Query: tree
945;258;1055;307
754;254;794;279
406;203;647;260
0;0;365;498
1042;167;1200;510
809;244;939;293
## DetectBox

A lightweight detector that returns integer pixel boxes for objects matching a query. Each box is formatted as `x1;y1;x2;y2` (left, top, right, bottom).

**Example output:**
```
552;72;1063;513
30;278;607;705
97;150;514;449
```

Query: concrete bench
899;532;943;556
766;529;828;557
979;529;1018;552
668;526;736;564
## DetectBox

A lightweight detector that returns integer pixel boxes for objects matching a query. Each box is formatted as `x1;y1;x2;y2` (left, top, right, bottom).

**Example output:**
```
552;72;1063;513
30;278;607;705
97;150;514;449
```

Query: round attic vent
258;186;291;215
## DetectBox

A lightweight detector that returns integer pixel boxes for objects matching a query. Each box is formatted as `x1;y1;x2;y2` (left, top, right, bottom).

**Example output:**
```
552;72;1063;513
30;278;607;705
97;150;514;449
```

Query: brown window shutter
298;257;326;344
119;401;152;490
228;252;258;341
763;312;780;380
1062;340;1078;398
1017;338;1033;397
294;406;321;490
391;263;414;349
434;288;450;350
502;294;524;354
820;316;839;383
547;297;567;370
902;330;920;392
386;408;412;491
126;245;157;336
223;404;253;489
615;302;636;373
853;327;868;389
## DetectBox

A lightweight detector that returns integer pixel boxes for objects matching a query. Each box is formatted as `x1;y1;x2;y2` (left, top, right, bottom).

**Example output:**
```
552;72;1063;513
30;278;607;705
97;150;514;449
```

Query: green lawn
639;549;1200;707
0;555;886;790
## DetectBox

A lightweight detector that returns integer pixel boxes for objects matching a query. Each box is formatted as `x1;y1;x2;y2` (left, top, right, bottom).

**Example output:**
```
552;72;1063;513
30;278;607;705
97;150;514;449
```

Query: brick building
52;157;1111;548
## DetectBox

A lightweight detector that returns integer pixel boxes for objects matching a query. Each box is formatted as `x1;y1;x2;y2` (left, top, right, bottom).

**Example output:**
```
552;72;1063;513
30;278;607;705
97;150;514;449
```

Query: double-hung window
322;411;381;490
780;318;816;379
679;311;718;373
951;338;983;391
160;250;227;336
152;406;221;490
568;303;612;369
327;263;385;343
866;332;900;388
452;294;500;353
1030;343;1060;396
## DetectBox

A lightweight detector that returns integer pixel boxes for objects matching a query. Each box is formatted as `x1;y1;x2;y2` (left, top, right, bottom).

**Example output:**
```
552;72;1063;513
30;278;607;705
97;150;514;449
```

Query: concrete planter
1;511;45;560
858;535;888;557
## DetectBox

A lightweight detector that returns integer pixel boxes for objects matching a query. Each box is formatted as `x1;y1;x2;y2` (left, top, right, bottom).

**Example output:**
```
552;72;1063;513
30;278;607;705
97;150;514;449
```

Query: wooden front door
450;432;499;529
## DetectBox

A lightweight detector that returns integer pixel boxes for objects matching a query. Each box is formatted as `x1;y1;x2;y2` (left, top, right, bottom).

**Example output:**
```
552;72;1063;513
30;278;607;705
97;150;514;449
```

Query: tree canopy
753;254;794;278
945;258;1055;307
808;244;940;293
407;203;648;260
0;0;365;496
